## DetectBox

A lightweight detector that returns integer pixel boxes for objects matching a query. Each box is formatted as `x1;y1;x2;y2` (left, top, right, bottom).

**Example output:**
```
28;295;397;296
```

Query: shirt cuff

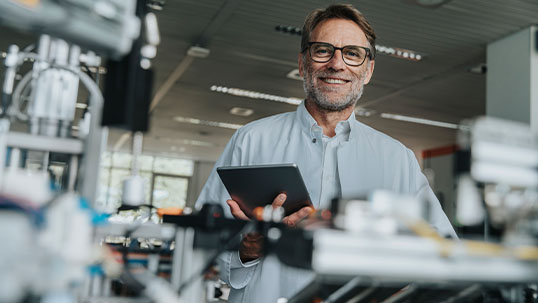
226;251;259;289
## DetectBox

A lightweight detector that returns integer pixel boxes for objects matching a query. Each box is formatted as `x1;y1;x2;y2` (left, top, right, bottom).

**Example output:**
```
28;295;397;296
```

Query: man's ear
298;53;305;78
363;60;375;85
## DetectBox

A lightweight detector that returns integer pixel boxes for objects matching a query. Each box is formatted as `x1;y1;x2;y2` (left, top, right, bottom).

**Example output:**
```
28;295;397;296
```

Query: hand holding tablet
217;164;314;220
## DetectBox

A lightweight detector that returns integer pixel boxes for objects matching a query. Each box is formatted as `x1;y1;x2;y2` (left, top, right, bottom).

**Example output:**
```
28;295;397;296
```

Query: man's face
299;19;375;111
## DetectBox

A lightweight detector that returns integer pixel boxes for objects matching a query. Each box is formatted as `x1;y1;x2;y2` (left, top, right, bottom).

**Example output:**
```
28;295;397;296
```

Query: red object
422;145;459;159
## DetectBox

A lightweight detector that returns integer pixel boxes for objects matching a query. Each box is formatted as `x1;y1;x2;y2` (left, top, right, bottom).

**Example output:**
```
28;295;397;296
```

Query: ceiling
1;0;537;162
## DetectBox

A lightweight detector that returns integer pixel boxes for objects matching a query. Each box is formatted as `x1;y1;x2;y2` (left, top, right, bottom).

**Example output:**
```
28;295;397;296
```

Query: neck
304;99;354;137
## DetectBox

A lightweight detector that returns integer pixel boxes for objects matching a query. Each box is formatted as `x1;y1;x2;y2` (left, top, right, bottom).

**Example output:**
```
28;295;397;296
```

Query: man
196;4;456;302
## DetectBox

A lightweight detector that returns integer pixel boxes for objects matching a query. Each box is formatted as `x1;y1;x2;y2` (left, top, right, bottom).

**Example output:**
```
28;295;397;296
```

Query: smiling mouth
320;77;350;84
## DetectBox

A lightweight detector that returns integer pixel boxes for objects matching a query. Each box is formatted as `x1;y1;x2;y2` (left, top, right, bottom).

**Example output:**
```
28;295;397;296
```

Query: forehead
310;18;368;47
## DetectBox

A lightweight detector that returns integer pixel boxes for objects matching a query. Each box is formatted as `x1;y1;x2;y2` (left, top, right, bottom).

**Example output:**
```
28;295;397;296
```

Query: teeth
323;78;346;84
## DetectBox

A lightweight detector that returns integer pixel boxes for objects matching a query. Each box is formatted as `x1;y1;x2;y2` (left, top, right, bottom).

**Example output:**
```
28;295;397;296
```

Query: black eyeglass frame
305;41;373;67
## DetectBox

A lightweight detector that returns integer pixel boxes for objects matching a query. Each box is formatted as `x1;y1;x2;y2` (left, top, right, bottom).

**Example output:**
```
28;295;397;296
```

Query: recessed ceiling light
174;115;243;130
210;85;302;105
187;46;210;58
286;69;303;81
230;107;254;117
468;63;487;74
354;107;376;117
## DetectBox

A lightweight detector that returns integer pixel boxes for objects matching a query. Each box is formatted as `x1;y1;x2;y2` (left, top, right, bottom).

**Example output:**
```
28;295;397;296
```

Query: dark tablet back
217;164;313;218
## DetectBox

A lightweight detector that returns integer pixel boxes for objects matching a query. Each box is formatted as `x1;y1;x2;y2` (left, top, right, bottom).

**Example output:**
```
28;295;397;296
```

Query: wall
487;25;538;132
186;160;215;208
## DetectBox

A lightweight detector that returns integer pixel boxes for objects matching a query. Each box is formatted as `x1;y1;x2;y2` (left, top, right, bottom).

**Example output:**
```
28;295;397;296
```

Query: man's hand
226;199;249;220
239;232;263;263
271;193;315;228
227;200;262;263
226;194;315;226
226;194;314;263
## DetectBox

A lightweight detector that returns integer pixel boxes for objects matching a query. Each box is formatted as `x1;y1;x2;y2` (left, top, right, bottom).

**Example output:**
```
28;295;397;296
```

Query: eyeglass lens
309;43;368;66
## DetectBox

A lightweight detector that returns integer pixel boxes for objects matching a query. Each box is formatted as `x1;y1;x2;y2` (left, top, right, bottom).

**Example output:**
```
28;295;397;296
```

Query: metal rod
42;151;49;171
68;154;78;191
77;71;106;207
171;228;186;291
131;131;143;176
324;277;364;303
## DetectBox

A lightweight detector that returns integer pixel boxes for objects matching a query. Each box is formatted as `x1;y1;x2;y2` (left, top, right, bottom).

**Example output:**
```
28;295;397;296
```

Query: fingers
282;206;315;228
226;199;250;221
271;193;287;209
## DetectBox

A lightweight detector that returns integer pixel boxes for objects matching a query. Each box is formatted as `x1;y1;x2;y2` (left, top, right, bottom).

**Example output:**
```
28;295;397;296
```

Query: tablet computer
217;163;313;218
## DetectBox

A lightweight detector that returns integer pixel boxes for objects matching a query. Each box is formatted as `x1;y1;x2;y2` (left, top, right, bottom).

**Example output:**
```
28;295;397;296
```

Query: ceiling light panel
230;107;254;117
380;113;465;130
375;45;423;61
286;69;303;81
174;115;243;130
210;85;302;105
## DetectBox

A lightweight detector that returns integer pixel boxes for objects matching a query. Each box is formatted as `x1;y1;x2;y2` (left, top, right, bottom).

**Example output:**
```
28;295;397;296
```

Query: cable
10;71;32;121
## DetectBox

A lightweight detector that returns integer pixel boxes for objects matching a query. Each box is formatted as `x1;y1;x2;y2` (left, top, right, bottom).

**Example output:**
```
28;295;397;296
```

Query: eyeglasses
306;42;372;67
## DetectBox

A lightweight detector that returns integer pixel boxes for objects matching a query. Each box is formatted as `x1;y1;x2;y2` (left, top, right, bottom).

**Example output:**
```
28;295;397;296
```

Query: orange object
252;207;264;220
157;207;183;217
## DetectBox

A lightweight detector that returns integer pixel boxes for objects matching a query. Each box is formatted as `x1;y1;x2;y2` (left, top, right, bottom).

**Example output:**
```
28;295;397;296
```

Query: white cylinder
122;175;146;206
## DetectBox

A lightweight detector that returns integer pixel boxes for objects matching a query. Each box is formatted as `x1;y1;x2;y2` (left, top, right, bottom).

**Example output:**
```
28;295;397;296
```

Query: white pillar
486;25;538;132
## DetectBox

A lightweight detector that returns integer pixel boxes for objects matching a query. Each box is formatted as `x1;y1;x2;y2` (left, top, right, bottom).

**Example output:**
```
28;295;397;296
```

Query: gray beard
303;68;366;112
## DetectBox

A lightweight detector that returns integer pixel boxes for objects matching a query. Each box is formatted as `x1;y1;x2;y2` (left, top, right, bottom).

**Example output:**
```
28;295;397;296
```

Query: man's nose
325;49;346;70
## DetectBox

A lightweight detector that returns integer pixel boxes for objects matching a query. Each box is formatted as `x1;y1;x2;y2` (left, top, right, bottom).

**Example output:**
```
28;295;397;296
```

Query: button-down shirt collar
297;101;354;142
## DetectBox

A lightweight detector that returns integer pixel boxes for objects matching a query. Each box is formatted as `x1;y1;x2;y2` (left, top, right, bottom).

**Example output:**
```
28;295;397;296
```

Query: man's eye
345;50;361;58
315;49;330;55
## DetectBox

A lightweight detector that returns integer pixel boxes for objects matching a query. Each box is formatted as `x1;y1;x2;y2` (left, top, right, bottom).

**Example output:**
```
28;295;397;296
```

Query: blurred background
1;0;536;216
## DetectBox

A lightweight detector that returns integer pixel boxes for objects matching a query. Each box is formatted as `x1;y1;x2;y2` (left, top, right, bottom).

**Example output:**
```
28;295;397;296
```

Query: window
152;175;189;209
97;152;193;211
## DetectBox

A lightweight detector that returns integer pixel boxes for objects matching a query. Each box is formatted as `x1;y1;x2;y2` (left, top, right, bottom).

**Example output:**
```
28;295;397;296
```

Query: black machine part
102;0;153;132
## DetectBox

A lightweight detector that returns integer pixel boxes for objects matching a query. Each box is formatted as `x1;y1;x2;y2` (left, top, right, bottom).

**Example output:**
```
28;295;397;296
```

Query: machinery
0;1;537;303
0;0;165;302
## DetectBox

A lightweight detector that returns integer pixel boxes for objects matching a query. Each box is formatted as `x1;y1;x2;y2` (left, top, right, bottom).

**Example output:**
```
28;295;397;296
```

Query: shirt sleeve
195;130;262;289
406;149;458;239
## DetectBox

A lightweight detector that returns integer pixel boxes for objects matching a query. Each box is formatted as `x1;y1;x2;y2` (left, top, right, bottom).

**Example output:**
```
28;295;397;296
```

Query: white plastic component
77;111;91;138
39;193;94;289
1;169;52;207
370;190;422;220
0;212;36;303
145;12;160;46
344;200;372;233
343;190;425;235
141;44;157;59
122;175;146;206
456;175;485;225
3;45;19;95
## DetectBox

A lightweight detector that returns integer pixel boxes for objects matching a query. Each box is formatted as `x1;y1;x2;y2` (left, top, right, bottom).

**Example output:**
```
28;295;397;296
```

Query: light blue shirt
196;102;456;303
